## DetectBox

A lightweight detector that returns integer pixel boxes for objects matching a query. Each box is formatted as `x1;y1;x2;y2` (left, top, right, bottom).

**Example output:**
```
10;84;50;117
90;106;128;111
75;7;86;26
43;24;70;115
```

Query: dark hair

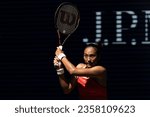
85;41;103;59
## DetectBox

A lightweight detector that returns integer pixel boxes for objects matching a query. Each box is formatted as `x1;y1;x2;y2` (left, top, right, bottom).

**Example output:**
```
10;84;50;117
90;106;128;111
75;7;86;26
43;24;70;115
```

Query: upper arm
73;64;106;79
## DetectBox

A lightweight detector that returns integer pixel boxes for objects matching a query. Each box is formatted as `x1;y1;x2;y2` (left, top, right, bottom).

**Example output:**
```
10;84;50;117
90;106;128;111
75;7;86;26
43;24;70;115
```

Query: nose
87;56;91;62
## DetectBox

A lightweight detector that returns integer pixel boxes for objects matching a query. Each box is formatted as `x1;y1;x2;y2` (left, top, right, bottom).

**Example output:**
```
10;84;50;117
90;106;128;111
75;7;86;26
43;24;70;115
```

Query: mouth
86;63;93;68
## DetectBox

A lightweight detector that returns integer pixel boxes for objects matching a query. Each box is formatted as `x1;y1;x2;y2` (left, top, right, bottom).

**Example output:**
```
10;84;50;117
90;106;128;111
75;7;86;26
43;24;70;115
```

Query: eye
84;54;96;58
90;54;96;58
84;54;88;58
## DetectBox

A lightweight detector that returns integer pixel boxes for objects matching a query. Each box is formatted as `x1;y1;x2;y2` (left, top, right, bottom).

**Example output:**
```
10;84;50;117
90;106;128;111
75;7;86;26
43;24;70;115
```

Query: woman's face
83;46;98;68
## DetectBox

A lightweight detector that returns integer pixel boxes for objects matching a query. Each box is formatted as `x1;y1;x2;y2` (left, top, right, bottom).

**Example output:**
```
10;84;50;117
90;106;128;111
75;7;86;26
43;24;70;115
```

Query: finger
54;63;59;68
53;60;57;64
54;59;59;63
55;56;59;60
54;57;59;61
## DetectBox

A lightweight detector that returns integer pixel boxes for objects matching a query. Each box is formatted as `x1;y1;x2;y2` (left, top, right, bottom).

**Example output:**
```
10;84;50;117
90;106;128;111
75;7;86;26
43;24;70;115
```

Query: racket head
54;2;80;35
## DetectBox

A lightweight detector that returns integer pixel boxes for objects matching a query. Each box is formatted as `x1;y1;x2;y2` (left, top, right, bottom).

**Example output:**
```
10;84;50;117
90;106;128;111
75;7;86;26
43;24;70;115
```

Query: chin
86;64;93;68
86;63;97;68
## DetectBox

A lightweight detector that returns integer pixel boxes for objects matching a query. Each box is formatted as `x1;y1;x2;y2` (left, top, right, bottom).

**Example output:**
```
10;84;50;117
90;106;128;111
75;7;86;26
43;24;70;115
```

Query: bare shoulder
76;63;86;68
92;66;106;72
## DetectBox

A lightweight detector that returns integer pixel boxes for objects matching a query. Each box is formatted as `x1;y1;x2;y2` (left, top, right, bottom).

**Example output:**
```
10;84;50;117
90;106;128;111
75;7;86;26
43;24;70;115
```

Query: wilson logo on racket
55;2;80;36
54;2;80;46
59;10;76;26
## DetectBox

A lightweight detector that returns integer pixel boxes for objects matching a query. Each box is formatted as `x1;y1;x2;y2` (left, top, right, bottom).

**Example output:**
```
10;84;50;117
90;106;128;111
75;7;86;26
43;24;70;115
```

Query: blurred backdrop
0;0;150;99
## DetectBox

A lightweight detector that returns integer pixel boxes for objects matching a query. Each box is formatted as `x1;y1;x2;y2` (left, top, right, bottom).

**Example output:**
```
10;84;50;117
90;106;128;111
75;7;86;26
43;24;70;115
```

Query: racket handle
54;63;58;68
58;45;63;50
54;45;63;68
54;61;62;68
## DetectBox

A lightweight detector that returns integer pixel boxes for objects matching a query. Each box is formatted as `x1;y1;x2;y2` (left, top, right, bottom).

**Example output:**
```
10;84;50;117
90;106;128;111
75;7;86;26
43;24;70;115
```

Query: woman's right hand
53;56;62;69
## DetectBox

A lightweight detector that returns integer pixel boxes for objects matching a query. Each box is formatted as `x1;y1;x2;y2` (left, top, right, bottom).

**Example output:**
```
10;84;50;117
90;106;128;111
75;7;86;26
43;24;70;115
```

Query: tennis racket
54;2;80;49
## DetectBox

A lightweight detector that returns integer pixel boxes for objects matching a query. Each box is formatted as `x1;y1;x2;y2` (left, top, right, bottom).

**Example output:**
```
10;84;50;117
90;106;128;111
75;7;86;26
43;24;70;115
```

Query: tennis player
53;42;107;100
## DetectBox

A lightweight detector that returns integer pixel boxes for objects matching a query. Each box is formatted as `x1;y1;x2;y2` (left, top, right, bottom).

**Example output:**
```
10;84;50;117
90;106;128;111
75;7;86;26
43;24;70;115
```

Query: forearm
55;48;76;75
53;54;72;94
58;74;72;94
58;74;69;89
61;57;76;75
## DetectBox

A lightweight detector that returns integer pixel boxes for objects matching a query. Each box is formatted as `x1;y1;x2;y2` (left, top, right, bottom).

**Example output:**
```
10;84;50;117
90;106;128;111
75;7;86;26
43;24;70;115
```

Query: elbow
102;68;106;74
68;68;76;75
100;66;106;74
102;68;107;78
63;89;71;94
62;85;72;94
103;68;107;74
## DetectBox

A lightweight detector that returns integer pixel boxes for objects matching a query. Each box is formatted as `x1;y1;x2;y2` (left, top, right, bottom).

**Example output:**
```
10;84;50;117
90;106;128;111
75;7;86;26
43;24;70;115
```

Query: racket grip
54;61;62;68
58;45;63;50
54;63;58;68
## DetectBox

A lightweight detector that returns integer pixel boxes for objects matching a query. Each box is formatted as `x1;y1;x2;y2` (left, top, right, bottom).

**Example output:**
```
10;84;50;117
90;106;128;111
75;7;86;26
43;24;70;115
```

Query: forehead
84;46;97;54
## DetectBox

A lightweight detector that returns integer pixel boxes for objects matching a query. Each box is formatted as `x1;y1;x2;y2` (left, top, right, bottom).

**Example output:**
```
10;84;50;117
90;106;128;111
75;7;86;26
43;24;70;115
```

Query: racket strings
54;2;80;46
61;19;79;45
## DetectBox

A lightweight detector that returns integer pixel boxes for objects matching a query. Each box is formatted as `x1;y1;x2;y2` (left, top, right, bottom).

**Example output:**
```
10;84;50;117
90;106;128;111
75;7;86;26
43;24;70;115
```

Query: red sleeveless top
77;76;107;100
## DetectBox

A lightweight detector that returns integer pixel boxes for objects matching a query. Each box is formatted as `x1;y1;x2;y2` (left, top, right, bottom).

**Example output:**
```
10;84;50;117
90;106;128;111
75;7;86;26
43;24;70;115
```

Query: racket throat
57;30;61;45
